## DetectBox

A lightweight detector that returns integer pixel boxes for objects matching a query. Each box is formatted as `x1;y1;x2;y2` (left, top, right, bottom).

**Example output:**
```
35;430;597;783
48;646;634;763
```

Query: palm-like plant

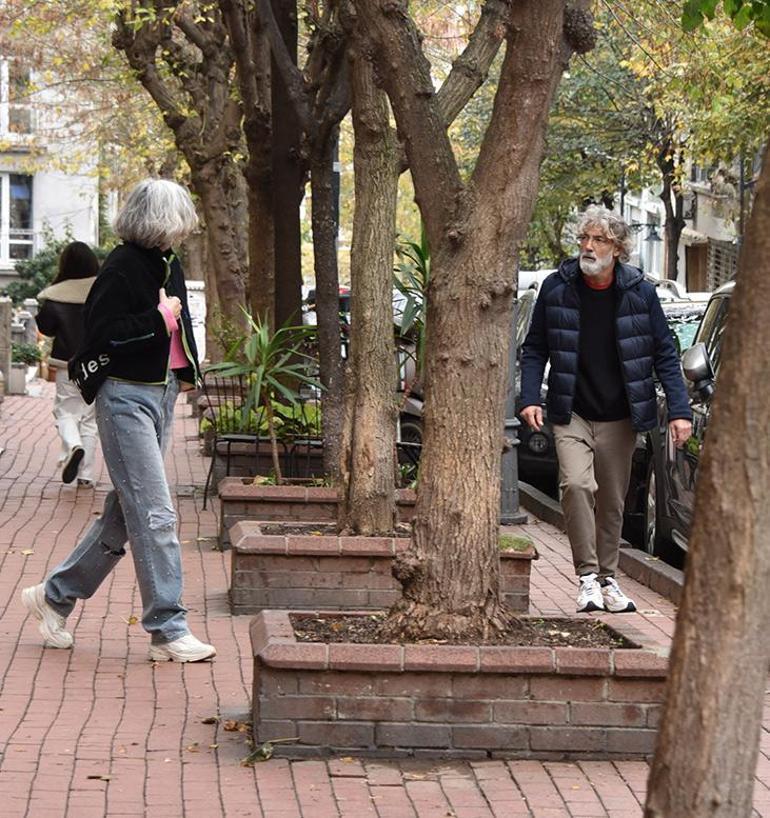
205;312;320;484
394;228;430;392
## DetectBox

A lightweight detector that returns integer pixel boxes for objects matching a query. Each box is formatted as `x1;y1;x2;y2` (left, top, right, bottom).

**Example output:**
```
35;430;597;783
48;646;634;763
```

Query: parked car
623;281;733;560
516;284;710;500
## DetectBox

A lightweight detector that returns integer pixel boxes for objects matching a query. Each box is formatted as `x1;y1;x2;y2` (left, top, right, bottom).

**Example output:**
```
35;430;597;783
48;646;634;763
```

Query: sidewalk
0;381;767;818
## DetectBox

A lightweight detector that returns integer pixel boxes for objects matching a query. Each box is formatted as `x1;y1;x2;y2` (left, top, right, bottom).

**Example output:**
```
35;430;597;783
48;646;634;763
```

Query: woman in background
36;241;100;486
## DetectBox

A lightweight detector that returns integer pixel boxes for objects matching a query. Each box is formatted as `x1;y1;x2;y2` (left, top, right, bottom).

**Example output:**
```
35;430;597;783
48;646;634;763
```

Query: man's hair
577;205;634;262
113;179;198;249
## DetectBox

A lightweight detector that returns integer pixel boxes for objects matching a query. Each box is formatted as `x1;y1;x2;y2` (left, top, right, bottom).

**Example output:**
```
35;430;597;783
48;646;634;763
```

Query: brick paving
0;381;768;817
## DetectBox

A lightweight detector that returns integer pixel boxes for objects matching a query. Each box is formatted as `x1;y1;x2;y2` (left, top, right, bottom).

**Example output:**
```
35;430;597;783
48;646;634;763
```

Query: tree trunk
310;135;346;481
271;0;304;329
338;48;399;535
644;145;770;818
355;0;586;640
190;160;248;325
658;147;685;281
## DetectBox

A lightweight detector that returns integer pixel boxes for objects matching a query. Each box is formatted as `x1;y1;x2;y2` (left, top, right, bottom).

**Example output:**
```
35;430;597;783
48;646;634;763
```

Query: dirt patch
290;613;636;649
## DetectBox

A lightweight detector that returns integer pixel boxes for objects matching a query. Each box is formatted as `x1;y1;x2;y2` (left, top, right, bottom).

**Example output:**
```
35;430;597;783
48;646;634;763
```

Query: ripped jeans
45;374;188;645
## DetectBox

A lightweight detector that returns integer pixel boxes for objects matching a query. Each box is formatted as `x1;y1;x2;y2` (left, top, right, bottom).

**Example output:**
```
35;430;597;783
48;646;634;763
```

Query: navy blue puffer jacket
520;258;692;432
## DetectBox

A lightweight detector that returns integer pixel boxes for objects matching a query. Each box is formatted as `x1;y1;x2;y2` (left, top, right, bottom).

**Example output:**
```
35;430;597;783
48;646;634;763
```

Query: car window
693;295;730;377
694;296;727;351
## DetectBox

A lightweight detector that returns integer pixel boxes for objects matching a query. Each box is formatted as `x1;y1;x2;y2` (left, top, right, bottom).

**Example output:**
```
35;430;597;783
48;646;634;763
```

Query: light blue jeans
45;374;189;645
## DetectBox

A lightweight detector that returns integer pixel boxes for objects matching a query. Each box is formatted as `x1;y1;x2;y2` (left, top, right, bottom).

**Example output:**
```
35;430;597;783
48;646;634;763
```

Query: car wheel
643;458;676;561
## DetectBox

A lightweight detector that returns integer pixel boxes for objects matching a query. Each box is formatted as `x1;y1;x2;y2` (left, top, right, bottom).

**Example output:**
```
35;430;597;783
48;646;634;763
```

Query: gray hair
113;179;198;249
577;205;633;262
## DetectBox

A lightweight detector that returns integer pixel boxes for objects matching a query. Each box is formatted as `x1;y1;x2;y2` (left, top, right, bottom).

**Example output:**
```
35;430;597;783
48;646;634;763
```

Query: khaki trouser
553;414;637;578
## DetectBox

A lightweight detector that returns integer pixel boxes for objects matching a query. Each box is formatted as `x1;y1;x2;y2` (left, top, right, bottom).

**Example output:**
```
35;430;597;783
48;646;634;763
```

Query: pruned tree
113;2;249;324
350;0;594;638
338;0;512;535
644;4;770;812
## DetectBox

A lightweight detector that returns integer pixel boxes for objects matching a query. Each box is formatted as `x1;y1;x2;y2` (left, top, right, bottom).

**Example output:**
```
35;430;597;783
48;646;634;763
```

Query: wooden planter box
251;610;668;760
230;521;536;614
218;477;417;548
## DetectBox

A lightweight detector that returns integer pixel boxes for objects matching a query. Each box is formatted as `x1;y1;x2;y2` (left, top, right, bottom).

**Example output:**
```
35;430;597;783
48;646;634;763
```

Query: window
0;59;32;135
0;173;34;260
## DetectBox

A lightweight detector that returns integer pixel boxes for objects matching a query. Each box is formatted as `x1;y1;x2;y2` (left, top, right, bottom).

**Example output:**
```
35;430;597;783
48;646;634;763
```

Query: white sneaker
21;583;74;648
576;573;605;612
148;633;216;663
600;577;637;613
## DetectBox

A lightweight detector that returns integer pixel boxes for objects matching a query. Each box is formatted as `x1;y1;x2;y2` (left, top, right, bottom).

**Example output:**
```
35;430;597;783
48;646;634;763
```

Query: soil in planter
260;522;412;537
290;613;636;649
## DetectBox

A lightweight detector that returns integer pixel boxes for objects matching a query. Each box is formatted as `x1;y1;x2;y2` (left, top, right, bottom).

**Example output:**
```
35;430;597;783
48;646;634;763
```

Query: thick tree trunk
355;0;583;640
271;0;304;329
338;50;399;536
310;135;346;481
644;146;770;818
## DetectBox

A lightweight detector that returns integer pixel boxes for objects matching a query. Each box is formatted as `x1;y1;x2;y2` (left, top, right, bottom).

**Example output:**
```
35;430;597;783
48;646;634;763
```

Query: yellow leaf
21;549;34;556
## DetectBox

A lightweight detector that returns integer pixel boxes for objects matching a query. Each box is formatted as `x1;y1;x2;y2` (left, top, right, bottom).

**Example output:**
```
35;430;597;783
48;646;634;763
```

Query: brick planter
251;610;668;760
218;477;417;548
231;521;536;614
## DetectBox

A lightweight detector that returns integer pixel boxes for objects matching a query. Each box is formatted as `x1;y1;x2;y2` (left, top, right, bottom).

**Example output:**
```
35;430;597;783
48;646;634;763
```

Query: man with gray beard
519;206;692;614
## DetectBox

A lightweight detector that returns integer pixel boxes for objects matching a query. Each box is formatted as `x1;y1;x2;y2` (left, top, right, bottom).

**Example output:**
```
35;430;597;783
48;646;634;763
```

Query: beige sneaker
21;583;74;648
148;633;216;663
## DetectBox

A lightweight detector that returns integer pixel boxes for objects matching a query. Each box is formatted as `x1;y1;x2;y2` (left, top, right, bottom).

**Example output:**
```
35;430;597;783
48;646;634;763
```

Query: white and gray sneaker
149;634;216;663
21;583;74;648
576;573;605;613
600;577;637;613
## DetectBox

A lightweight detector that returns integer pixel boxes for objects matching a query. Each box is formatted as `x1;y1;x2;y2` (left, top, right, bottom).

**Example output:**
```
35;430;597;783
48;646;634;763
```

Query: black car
625;282;733;559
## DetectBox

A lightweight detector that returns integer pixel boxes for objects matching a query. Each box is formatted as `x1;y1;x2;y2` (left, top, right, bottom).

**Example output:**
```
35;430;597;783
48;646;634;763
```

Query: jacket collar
124;242;176;285
558;257;644;291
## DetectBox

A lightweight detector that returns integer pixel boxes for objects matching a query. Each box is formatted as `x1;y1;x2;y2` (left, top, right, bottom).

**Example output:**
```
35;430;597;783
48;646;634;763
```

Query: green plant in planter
205;312;320;485
498;533;534;552
394;227;430;384
12;341;42;365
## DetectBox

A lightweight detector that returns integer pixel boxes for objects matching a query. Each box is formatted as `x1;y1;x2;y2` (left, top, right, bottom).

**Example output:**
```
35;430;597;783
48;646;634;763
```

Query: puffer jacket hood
520;257;691;432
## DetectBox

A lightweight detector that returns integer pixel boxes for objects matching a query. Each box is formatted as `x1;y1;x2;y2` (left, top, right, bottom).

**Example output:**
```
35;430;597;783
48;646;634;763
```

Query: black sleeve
35;301;59;338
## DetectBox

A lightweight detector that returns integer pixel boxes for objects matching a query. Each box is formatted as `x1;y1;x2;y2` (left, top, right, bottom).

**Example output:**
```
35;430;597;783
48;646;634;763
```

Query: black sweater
572;275;630;422
69;242;200;403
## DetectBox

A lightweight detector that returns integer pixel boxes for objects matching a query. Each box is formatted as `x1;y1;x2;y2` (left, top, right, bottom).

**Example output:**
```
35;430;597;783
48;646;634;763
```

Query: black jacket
36;277;96;365
520;258;692;432
69;242;200;403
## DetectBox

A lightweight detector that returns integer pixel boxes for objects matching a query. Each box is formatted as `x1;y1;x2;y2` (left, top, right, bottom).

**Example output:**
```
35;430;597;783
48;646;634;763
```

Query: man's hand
669;418;692;448
520;405;543;432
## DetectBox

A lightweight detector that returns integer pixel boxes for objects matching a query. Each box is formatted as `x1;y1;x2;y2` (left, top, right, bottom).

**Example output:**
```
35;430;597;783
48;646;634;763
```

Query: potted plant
205;312;319;486
9;342;41;394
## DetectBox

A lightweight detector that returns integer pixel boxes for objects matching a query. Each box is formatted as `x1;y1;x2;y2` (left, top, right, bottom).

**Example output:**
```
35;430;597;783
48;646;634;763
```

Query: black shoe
62;446;85;484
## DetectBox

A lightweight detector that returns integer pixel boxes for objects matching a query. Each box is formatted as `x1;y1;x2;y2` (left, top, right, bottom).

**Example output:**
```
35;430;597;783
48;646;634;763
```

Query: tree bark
355;0;587;639
644;144;770;818
220;0;275;328
113;6;249;326
338;45;399;535
310;135;346;480
271;0;304;329
657;143;686;281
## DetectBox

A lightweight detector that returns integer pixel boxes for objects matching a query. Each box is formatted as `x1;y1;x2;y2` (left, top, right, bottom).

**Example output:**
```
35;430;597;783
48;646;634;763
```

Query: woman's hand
159;288;182;319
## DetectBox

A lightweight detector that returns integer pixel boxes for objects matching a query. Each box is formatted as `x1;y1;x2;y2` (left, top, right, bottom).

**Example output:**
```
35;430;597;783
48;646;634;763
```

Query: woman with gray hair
21;178;215;663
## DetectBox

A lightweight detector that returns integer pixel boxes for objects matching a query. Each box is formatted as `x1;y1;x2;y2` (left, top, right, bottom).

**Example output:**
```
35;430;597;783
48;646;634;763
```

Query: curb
518;481;684;606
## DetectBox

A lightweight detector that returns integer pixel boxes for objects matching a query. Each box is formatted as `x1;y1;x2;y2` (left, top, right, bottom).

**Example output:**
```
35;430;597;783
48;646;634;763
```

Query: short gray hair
113;178;198;249
577;205;634;262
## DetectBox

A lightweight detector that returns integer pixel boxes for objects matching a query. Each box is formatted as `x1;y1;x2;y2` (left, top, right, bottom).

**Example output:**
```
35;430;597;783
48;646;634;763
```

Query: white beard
579;255;612;277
